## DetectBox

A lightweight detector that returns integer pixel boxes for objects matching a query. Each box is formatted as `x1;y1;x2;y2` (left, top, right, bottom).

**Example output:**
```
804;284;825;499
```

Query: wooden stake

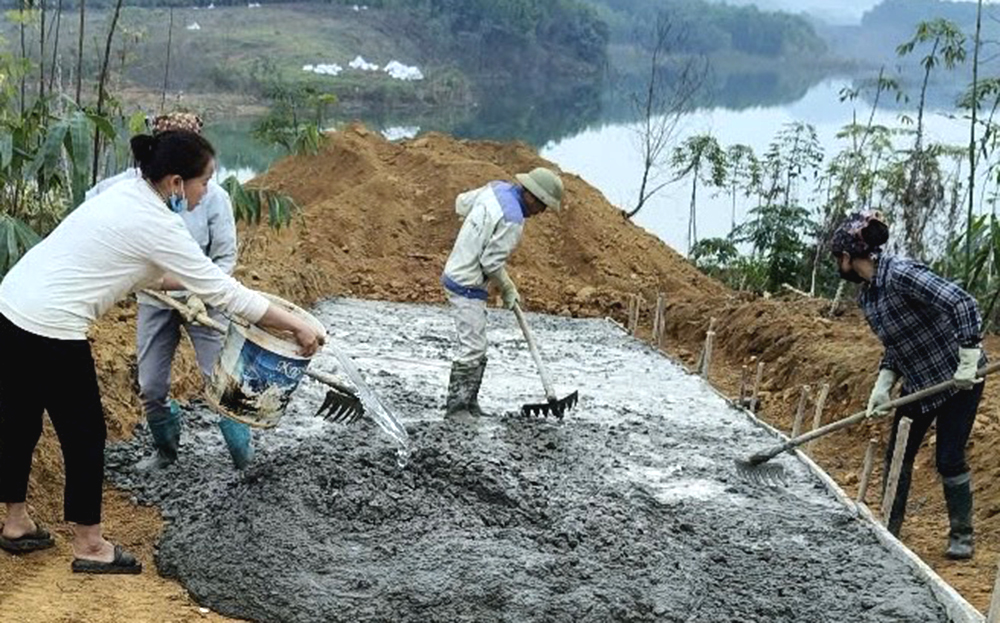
807;383;830;453
626;295;636;334
654;293;666;348
651;293;660;339
856;438;878;505
791;385;810;440
987;557;1000;623
630;294;641;336
700;317;716;380
829;281;846;316
738;364;749;406
750;360;764;413
881;417;912;525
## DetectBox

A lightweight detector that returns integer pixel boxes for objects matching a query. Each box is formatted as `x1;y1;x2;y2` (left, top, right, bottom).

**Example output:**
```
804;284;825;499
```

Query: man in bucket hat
440;167;564;424
85;111;254;470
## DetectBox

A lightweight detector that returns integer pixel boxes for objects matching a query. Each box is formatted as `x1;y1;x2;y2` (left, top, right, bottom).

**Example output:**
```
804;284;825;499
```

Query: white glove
182;295;207;324
866;369;898;419
954;347;982;390
487;267;520;310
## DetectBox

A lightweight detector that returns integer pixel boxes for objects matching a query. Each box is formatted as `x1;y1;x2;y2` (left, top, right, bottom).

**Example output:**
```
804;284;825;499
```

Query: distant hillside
705;0;881;25
583;0;828;58
822;0;995;60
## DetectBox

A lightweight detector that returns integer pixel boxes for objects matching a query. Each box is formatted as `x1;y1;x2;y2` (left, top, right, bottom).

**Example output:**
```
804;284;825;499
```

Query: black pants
885;382;983;479
0;313;106;525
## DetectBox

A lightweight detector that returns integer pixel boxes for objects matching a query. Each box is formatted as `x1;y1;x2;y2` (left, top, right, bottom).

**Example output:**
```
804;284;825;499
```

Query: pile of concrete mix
106;299;952;623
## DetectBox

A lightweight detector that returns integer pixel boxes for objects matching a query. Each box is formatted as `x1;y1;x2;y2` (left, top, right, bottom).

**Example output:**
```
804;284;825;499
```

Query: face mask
838;266;864;283
168;187;188;213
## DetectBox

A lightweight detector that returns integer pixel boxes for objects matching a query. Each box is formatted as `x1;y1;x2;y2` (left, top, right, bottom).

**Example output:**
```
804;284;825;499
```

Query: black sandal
71;544;142;575
0;522;55;554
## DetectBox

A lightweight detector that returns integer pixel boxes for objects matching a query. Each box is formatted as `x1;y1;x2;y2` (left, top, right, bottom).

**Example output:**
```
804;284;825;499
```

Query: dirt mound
250;123;726;314
249;124;1000;611
4;122;999;616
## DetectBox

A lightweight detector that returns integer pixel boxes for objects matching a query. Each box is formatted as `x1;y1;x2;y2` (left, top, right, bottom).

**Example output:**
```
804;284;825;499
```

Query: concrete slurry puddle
107;298;950;622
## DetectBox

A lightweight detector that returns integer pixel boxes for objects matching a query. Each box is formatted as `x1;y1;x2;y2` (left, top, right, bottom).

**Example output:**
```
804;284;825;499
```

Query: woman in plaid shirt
831;211;984;560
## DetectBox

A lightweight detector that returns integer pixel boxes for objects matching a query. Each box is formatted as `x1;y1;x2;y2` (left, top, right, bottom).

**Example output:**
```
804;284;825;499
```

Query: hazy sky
744;0;976;22
720;0;934;24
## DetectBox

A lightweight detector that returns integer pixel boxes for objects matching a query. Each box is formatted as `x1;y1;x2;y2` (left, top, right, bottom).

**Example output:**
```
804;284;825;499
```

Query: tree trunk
39;0;46;102
161;8;174;112
731;188;737;233
91;0;124;185
48;0;63;94
966;0;983;284
19;0;27;114
688;165;698;255
75;0;85;105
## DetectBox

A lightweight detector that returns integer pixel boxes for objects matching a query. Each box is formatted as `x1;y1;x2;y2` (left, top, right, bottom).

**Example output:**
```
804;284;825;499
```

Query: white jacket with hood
441;181;526;300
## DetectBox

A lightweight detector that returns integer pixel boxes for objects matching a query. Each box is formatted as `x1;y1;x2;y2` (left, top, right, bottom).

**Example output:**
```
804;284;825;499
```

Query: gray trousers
137;303;227;420
449;294;488;364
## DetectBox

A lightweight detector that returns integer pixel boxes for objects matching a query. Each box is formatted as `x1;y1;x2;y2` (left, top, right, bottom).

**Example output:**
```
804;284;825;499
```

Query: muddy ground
106;299;953;622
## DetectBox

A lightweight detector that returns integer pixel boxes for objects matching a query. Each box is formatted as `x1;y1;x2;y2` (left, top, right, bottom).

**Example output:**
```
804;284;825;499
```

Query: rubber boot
468;356;491;418
445;361;478;425
943;472;975;560
884;461;913;538
137;401;181;472
218;417;254;470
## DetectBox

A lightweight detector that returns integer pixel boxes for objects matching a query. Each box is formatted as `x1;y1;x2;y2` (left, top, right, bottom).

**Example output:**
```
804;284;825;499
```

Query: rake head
520;391;579;420
734;458;787;487
315;388;365;425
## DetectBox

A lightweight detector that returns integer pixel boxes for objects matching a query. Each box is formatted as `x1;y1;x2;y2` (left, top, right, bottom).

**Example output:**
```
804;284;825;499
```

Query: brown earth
1;123;998;618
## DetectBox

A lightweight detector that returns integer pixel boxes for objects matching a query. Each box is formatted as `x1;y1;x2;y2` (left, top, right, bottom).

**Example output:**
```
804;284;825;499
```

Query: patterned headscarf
149;112;203;135
829;210;888;258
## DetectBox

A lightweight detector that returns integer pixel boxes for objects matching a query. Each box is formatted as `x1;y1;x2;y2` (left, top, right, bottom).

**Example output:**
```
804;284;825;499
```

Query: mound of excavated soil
4;123;999;616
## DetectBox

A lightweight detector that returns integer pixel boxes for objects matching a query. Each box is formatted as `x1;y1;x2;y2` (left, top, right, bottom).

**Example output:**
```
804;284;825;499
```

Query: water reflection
207;65;836;176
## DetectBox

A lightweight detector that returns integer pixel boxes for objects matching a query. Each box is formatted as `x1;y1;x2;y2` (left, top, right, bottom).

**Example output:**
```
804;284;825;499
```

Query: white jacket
86;168;237;309
0;178;268;340
442;181;525;299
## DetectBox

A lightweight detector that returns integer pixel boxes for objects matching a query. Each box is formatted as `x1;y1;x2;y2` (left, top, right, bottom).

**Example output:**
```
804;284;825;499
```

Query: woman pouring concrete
831;211;985;560
440;167;563;423
86;112;253;472
0;131;324;573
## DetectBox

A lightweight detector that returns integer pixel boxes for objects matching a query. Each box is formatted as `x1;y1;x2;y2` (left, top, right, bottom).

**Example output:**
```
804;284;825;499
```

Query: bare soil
1;123;996;617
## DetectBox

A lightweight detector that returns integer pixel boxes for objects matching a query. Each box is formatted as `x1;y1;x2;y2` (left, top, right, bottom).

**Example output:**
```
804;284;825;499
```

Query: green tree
722;143;759;233
670;133;725;254
896;18;967;258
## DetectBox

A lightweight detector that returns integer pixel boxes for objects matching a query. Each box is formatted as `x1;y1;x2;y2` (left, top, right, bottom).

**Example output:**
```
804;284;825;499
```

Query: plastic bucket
205;294;326;429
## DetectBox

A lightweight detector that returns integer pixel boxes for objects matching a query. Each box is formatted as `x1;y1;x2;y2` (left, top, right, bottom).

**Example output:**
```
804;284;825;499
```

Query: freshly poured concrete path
108;299;951;622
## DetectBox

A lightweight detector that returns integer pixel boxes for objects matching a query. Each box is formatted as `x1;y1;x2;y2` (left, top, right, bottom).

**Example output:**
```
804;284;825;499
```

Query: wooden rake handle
512;302;558;402
746;361;1000;465
140;289;356;397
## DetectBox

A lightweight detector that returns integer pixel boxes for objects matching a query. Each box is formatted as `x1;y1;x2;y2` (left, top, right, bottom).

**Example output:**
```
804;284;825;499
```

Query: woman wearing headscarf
0;130;324;573
830;211;984;560
87;112;252;471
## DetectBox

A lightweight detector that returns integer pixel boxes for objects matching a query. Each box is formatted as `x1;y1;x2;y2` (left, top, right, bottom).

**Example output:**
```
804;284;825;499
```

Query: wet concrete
107;299;951;622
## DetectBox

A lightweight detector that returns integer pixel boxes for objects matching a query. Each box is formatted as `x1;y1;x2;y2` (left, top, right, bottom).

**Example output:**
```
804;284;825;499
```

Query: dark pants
0;313;106;525
883;382;983;534
886;383;983;477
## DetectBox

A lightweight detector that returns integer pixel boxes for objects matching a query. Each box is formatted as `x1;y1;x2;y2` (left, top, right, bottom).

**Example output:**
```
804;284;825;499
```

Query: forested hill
582;0;828;58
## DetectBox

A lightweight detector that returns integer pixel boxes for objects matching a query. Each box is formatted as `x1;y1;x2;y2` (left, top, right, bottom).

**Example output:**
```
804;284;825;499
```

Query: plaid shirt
859;255;985;414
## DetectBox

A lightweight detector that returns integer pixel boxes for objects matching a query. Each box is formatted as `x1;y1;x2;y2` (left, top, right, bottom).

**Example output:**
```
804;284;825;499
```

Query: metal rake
512;303;579;420
735;361;1000;486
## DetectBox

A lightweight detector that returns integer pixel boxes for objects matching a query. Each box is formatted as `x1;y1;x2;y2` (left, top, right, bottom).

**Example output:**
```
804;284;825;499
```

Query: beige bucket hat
516;167;564;211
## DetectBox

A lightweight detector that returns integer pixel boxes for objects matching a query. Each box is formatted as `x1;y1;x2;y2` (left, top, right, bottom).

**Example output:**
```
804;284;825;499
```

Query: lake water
211;78;971;255
543;79;969;254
